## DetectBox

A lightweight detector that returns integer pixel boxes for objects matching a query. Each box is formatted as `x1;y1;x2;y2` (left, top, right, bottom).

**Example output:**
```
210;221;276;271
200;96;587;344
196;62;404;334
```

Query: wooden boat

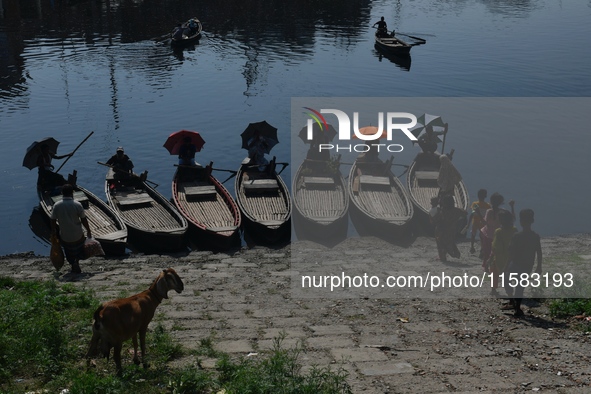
406;152;470;231
292;158;348;243
235;157;291;244
348;155;414;239
172;163;241;250
374;32;412;56
105;169;188;253
171;18;202;47
37;179;128;256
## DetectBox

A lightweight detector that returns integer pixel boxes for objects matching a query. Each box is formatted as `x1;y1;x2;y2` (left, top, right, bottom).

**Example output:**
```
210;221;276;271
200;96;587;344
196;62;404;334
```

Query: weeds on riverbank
0;277;351;394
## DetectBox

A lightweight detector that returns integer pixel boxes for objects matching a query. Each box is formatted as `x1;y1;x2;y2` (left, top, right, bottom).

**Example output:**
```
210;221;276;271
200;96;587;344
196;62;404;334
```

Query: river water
0;0;590;255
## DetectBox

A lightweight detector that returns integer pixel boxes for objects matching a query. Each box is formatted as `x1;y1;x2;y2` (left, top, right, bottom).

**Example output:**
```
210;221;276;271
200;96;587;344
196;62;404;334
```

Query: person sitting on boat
178;137;198;166
415;126;441;167
306;133;331;162
373;17;390;38
172;23;184;40
106;147;134;180
418;126;439;154
188;19;198;35
36;143;72;189
247;132;269;171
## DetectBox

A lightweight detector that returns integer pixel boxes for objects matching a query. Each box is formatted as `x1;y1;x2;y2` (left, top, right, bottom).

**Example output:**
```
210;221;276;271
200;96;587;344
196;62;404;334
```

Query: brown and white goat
86;268;184;373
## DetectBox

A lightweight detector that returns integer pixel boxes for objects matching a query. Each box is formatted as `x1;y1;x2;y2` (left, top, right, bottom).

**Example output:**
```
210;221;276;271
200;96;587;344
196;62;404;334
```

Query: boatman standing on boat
373;17;390;38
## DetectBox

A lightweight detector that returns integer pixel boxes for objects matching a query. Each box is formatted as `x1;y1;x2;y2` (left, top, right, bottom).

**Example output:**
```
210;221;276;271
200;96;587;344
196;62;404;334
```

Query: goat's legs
85;331;100;366
113;343;123;375
139;329;149;368
132;333;140;365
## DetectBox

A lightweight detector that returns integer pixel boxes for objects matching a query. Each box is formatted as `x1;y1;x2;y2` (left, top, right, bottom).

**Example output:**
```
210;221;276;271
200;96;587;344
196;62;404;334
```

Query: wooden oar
97;162;159;188
55;131;94;173
152;32;171;43
396;32;427;45
212;168;238;175
220;172;237;185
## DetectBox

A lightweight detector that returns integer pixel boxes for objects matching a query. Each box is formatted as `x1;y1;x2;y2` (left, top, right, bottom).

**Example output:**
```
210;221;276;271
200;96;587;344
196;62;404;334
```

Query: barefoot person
505;209;543;317
468;189;490;256
50;184;91;274
433;195;467;263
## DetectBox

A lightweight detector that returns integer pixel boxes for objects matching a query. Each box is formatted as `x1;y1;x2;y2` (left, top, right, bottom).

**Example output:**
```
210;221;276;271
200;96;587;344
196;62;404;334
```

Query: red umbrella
163;130;205;155
352;126;388;139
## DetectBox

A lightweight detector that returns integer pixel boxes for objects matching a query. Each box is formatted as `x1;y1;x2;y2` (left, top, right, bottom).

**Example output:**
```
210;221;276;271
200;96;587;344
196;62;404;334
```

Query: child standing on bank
506;209;542;317
484;210;517;296
468;189;490;256
481;192;515;272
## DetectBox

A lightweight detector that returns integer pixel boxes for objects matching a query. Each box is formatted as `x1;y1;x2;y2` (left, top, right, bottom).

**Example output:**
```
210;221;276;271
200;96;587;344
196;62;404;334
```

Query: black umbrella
298;122;337;144
23;137;60;170
240;121;279;154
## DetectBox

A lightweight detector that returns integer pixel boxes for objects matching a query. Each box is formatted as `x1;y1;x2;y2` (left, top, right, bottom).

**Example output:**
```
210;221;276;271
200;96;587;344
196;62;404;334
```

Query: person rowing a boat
106;146;134;181
172;23;184;40
373;17;391;38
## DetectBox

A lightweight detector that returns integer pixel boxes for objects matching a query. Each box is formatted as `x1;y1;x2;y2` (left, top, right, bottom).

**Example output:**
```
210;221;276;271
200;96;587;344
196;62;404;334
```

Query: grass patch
216;336;352;394
0;276;96;386
549;298;591;318
1;277;351;394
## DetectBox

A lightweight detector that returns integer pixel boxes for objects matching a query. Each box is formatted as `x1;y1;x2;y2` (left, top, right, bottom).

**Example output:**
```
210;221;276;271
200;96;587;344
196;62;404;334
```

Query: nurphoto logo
303;107;418;153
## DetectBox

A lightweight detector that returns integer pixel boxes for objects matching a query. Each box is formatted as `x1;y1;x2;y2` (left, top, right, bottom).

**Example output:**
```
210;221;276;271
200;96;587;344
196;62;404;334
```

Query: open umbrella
23;137;60;170
352;125;388;140
298;122;337;144
164;130;206;155
410;113;446;140
241;121;278;154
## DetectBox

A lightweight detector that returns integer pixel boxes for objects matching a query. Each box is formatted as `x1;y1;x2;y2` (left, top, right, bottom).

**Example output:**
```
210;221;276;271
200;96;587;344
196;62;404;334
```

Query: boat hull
292;159;349;245
235;159;291;245
105;170;187;253
172;165;241;251
171;18;202;47
374;35;412;56
348;158;414;242
37;182;128;256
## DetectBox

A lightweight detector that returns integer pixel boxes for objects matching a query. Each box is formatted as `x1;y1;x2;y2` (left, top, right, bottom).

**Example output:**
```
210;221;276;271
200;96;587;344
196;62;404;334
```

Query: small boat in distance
171;18;202;47
374;32;412;56
105;169;187;253
172;163;241;250
235;157;291;244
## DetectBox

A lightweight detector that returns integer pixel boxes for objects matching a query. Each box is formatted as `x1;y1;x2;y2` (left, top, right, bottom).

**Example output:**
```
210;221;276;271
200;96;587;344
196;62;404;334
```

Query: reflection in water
373;47;411;71
478;0;536;17
28;206;51;247
0;0;373;103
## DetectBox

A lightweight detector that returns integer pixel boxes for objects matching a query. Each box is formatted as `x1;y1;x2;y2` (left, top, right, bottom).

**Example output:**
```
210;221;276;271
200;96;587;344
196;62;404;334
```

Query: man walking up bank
51;184;91;274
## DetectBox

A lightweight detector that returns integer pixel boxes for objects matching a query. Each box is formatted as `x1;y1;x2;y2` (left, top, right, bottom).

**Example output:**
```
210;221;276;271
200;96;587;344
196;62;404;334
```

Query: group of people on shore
412;124;542;317
432;186;542;317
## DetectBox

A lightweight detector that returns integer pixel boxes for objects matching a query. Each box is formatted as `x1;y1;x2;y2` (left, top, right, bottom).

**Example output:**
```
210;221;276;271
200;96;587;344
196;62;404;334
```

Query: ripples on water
0;0;590;254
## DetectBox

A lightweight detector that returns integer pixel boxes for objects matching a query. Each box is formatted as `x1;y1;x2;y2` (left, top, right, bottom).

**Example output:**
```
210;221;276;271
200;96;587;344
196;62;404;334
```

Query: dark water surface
1;0;590;255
